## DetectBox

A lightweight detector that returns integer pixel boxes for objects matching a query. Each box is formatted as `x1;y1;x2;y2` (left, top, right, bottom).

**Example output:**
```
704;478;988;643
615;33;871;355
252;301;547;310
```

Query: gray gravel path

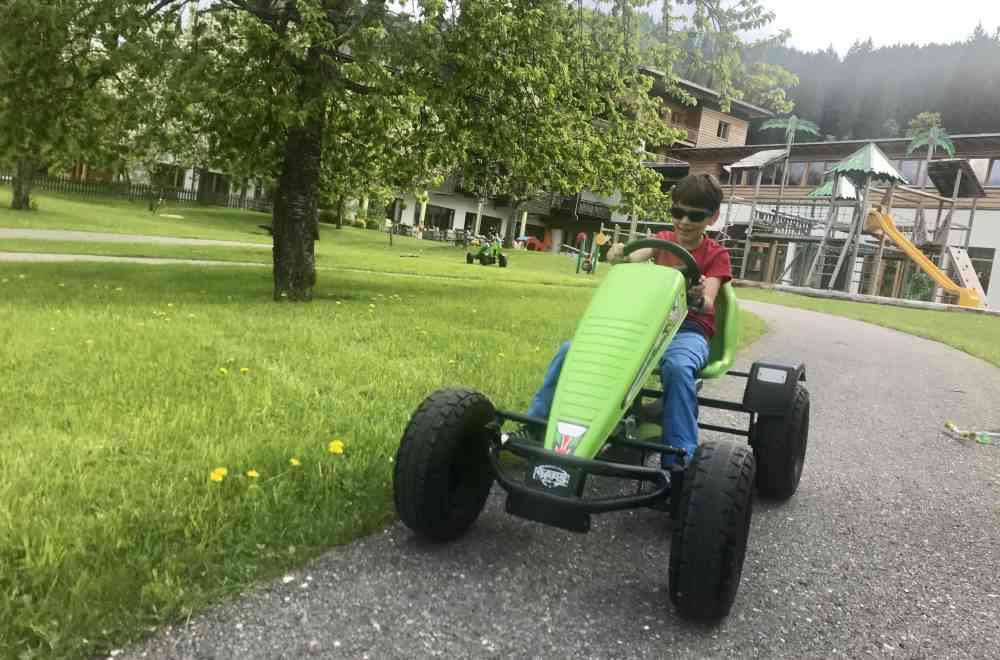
120;301;1000;660
0;227;269;248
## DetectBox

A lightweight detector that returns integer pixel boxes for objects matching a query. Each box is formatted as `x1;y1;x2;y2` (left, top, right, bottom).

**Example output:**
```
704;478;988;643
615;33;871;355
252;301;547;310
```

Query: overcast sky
762;0;1000;55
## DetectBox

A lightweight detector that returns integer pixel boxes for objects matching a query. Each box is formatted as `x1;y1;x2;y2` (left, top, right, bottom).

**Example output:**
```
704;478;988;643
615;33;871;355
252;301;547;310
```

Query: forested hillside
748;25;1000;143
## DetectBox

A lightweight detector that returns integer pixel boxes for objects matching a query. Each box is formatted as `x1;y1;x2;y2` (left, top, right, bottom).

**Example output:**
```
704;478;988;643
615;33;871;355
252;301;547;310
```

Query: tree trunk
272;115;324;302
10;156;35;210
336;196;345;229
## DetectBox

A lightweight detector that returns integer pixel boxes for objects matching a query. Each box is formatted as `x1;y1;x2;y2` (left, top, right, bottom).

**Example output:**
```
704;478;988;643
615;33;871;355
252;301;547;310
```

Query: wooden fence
0;172;272;213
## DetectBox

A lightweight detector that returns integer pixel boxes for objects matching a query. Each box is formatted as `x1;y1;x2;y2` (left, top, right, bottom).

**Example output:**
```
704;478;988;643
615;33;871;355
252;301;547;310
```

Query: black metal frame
487;370;758;532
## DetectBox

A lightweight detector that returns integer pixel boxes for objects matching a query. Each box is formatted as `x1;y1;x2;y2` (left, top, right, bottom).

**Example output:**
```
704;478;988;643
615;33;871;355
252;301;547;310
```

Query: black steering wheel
623;238;701;287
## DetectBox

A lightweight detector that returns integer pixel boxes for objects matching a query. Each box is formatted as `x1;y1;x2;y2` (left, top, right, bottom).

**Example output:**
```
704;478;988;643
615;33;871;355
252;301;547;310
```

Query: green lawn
1;193;765;659
0;188;272;243
1;192;602;288
738;288;1000;368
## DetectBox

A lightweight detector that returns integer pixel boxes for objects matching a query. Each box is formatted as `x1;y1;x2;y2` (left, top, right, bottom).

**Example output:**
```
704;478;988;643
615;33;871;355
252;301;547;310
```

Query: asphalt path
0;228;268;248
113;301;1000;659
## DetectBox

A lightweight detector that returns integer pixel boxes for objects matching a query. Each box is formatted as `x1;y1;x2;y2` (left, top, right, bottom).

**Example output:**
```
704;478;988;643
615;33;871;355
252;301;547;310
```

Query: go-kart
466;234;507;267
394;238;810;620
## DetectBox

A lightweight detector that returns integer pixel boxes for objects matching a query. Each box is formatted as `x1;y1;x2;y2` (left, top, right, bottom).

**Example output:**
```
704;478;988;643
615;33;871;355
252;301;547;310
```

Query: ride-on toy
394;238;809;620
466;234;507;267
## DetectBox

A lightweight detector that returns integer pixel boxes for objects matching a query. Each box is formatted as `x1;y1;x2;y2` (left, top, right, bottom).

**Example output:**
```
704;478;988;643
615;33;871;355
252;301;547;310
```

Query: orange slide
864;210;983;308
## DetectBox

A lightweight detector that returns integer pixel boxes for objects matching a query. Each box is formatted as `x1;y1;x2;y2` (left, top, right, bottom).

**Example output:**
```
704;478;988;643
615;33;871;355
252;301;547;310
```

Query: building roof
926;159;987;198
807;177;859;200
667;133;1000;161
638;65;775;120
831;143;907;185
723;149;787;171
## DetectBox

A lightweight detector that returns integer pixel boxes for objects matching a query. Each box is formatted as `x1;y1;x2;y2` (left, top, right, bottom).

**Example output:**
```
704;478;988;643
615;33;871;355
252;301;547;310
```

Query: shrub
318;208;337;224
365;218;380;230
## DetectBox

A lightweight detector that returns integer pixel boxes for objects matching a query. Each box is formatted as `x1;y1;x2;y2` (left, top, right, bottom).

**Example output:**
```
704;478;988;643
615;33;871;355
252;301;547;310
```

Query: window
985;160;1000;187
717;121;730;140
969;159;990;183
719;167;731;185
786;162;806;186
899;160;922;186
760;164;776;186
805;162;826;186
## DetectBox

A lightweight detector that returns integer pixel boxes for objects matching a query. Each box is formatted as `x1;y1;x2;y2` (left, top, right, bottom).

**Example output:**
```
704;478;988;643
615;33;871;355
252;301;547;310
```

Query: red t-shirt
652;230;732;338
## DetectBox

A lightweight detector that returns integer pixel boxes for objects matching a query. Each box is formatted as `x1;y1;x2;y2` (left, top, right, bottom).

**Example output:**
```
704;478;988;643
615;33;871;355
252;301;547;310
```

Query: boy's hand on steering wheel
688;276;706;312
606;242;626;264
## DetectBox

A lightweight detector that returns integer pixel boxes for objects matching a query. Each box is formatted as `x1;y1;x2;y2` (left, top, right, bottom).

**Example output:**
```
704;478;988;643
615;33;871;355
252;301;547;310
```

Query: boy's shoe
501;425;543;446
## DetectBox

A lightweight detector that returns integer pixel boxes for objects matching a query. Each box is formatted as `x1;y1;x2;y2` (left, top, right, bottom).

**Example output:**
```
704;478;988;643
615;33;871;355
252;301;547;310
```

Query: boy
510;174;733;469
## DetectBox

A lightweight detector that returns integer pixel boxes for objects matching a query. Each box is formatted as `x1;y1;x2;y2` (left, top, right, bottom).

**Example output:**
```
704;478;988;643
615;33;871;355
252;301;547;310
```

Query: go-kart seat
635;282;739;424
699;281;739;380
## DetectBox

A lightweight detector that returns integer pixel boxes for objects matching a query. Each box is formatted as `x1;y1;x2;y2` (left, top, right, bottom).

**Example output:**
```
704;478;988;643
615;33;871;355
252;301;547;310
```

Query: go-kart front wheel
466;253;475;264
498;254;508;268
670;441;755;621
393;388;496;541
753;384;809;500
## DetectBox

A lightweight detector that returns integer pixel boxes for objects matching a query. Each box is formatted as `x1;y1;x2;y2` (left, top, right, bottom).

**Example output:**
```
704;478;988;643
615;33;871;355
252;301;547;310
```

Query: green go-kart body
395;238;810;621
538;260;736;461
466;236;507;267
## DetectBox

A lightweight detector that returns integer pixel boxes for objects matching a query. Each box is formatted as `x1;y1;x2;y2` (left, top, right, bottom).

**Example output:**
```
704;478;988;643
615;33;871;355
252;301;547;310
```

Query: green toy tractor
466;234;507;267
394;238;810;621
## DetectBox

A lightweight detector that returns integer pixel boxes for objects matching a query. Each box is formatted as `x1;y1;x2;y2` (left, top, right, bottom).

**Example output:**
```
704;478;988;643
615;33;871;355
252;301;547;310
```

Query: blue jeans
526;321;710;465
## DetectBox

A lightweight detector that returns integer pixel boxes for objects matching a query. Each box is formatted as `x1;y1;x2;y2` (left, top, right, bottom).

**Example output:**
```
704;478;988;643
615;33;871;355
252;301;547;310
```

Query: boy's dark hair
672;174;724;213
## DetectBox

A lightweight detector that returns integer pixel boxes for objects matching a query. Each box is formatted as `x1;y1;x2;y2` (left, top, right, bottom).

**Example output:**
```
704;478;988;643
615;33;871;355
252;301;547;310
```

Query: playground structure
712;143;989;309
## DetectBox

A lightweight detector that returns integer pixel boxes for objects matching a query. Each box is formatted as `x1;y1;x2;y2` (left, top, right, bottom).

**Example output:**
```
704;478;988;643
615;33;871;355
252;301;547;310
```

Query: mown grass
1;195;766;659
0;188;271;243
0;191;602;287
738;287;1000;368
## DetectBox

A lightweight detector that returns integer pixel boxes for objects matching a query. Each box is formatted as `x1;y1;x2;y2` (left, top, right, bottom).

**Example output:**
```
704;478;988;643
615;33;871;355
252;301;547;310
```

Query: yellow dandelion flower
240;367;250;375
290;457;302;467
218;367;229;375
58;283;66;288
209;467;228;482
246;469;259;478
328;439;345;455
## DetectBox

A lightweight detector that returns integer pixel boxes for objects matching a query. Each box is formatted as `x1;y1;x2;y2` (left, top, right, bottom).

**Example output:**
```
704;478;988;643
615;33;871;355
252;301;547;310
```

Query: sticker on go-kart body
531;464;572;489
756;367;788;384
554;421;588;454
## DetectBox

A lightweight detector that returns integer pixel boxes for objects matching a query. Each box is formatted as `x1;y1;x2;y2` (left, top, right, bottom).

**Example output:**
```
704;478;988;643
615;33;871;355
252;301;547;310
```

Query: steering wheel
622;238;701;287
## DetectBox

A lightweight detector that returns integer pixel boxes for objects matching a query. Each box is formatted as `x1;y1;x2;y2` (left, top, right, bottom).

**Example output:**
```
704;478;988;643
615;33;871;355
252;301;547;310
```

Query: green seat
699;282;739;380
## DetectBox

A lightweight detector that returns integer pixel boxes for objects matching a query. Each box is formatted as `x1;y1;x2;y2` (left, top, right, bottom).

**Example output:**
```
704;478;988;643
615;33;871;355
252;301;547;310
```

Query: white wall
390;193;512;231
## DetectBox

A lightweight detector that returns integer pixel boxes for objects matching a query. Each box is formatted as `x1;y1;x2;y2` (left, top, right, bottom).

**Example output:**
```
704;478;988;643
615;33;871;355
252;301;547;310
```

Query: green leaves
906;124;955;158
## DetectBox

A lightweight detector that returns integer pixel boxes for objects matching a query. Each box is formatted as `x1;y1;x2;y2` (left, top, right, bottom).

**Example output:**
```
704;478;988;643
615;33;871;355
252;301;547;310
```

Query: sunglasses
669;206;713;223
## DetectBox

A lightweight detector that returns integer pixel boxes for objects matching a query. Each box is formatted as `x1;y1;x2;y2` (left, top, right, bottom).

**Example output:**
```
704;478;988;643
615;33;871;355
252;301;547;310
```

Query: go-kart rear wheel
498;254;508;268
479;253;493;266
753;384;809;500
466;253;475;264
393;388;496;541
669;441;755;621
